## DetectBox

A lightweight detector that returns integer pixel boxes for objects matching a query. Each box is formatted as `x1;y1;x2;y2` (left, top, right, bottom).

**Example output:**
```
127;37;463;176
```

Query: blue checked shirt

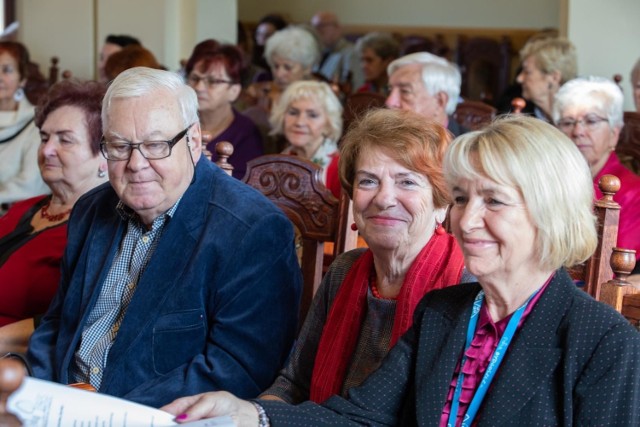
72;199;180;389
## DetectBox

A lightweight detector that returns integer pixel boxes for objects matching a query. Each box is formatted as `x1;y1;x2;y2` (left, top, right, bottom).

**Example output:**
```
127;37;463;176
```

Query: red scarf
309;232;464;403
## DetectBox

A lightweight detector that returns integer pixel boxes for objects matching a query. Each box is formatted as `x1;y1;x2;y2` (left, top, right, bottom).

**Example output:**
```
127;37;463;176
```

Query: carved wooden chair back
455;36;512;104
452;100;496;130
617;111;640;174
568;174;621;300
242;155;358;323
343;92;386;134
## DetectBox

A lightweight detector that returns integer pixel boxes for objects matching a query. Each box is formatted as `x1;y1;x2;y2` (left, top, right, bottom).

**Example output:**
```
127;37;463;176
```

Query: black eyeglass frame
186;74;236;87
100;124;193;161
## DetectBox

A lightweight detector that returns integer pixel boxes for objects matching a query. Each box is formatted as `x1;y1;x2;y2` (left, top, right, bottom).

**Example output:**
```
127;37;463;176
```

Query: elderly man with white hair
385;52;468;137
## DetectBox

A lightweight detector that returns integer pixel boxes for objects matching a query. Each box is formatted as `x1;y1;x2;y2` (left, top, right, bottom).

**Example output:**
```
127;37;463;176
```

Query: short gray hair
264;26;320;70
553;76;624;129
388;52;461;114
356;32;400;60
444;115;597;271
102;67;198;132
269;80;343;142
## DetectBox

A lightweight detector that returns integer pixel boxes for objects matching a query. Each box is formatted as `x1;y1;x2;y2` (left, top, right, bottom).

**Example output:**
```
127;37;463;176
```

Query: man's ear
436;91;449;112
188;122;203;157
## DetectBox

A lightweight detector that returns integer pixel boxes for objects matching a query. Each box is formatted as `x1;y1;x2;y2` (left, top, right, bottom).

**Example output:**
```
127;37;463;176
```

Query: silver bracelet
250;401;270;427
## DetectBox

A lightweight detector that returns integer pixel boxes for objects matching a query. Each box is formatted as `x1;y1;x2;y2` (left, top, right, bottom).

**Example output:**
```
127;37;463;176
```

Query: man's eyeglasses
187;74;234;88
556;115;609;132
100;125;192;161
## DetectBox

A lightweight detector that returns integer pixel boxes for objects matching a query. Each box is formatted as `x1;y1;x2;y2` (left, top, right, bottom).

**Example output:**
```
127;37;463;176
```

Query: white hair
102;67;199;132
387;52;461;114
553;76;624;129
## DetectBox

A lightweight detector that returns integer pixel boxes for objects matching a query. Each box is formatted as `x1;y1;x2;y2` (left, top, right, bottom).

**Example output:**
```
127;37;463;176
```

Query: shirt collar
116;197;182;228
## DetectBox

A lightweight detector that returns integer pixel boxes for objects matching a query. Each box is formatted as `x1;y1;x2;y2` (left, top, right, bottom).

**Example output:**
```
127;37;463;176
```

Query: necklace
40;201;71;222
370;272;397;300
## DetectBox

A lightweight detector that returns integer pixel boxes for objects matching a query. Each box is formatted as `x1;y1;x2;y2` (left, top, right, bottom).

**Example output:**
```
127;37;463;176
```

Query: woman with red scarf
259;108;466;404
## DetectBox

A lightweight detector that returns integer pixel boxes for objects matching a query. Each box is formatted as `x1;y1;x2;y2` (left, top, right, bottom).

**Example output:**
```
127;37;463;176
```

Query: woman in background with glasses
185;41;263;179
553;76;640;281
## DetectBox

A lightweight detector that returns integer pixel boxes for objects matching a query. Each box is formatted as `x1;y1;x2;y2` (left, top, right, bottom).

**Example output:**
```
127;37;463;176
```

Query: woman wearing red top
0;80;107;352
553;76;640;282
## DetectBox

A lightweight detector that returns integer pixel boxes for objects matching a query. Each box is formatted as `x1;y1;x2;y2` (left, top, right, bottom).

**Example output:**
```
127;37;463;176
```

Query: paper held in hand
7;377;234;427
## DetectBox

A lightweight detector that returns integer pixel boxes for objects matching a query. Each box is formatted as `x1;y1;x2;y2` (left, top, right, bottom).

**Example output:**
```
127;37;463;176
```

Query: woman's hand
161;391;259;426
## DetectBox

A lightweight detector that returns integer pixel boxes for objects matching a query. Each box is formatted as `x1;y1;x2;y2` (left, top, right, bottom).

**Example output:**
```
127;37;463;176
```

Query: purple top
207;109;264;179
440;275;552;426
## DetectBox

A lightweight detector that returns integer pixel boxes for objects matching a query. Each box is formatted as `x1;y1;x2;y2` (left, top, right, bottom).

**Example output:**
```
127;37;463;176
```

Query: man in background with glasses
23;67;303;407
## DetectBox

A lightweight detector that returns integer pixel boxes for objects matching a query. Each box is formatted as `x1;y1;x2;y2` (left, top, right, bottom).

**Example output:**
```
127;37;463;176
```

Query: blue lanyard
447;289;539;427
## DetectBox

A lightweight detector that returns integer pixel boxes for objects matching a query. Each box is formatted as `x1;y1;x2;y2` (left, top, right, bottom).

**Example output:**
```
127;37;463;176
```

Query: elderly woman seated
0;41;49;215
553;76;640;280
0;80;108;353
243;26;320;153
185;41;263;179
269;80;343;197
354;32;400;96
516;37;577;122
163;115;640;426
260;109;466;404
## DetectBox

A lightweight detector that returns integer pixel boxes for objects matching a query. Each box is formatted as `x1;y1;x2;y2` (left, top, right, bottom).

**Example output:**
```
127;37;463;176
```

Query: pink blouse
440;278;552;426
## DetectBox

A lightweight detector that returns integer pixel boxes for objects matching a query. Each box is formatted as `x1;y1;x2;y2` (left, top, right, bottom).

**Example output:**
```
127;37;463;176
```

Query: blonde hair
444;115;597;270
269;80;343;141
519;37;577;85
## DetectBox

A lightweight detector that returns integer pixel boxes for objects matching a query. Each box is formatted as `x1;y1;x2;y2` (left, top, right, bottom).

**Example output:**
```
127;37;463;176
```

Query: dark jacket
262;269;640;426
27;157;302;407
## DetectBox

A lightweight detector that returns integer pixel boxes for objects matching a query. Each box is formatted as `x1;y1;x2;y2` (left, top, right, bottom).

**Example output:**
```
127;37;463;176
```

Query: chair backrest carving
343;92;386;134
455;36;512;104
242;155;358;323
452;100;496;130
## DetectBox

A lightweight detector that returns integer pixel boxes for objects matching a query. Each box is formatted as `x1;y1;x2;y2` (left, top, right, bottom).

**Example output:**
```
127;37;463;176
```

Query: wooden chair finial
598;174;621;204
613;74;623;86
214;141;234;176
599;248;638;313
610;248;637;284
511;97;526;114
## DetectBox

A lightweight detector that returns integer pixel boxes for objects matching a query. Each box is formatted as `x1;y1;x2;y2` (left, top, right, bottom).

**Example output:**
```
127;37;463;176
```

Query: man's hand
0;359;23;426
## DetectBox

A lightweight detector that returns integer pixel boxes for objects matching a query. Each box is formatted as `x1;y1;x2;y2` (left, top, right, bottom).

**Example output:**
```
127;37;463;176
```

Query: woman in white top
0;41;49;214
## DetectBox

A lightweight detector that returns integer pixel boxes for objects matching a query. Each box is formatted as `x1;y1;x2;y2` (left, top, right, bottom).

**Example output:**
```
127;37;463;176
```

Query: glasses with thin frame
556;115;609;132
187;74;234;88
100;125;192;161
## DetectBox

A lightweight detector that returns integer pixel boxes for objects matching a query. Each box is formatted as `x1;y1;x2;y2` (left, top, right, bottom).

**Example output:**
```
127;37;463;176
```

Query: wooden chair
599;248;638;320
617;111;640;174
452;100;496;130
200;131;235;177
568;174;620;300
343;92;386;134
242;155;358;324
455;36;512;104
